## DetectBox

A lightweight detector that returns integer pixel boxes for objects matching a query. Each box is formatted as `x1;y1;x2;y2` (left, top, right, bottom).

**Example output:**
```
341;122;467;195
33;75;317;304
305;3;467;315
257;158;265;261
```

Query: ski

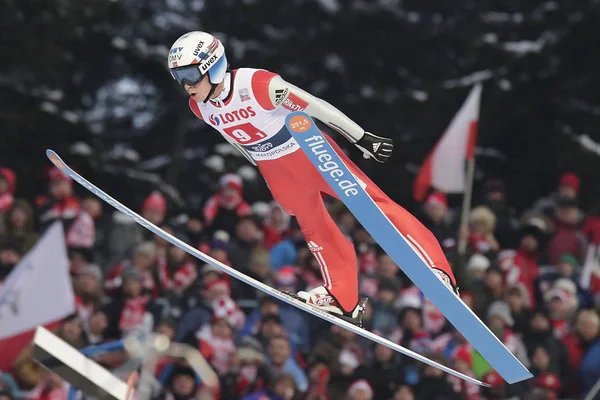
285;111;532;384
45;150;487;386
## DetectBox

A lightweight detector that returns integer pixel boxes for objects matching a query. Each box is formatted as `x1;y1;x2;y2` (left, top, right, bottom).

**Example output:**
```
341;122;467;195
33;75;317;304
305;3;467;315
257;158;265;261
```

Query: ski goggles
170;55;228;88
171;65;205;87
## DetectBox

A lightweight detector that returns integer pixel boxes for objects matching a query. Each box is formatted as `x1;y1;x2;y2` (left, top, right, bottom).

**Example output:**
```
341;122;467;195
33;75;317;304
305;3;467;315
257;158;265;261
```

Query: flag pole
457;157;476;256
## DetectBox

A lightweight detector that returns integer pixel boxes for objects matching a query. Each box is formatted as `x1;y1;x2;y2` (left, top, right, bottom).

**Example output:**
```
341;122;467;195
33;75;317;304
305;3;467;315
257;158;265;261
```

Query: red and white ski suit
189;68;455;312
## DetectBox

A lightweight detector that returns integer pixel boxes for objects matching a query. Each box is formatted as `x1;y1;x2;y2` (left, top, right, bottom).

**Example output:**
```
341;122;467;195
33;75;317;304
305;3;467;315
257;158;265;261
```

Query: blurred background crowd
0;158;599;400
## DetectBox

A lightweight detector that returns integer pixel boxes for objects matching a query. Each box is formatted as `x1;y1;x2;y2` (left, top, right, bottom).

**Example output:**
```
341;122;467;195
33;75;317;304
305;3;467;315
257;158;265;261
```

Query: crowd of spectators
0;162;599;400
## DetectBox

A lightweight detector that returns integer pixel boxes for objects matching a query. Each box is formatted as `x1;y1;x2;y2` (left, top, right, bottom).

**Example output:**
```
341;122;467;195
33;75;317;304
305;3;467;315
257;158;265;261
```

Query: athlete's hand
354;132;393;163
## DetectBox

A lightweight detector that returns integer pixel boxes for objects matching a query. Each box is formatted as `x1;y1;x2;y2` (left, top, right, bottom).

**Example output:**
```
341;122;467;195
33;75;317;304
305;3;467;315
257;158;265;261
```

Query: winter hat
452;347;473;368
544;278;578;308
78;264;102;281
397;294;423;311
467;253;491;273
487;301;514;327
274;266;298;289
206;278;231;297
134;241;156;258
201;263;223;276
520;224;544;242
211;297;239;327
142;191;166;214
121;265;142;281
250;201;271;219
219;173;243;192
209;230;231;252
425;192;448;209
558;254;579;271
469;206;497;231
559;173;580;193
339;348;361;370
346;379;374;399
505;283;532;308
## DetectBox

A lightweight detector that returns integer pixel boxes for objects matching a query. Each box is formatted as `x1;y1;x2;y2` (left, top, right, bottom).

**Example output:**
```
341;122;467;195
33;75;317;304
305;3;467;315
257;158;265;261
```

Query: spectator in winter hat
418;191;458;250
194;303;238;376
141;191;166;225
74;264;104;327
505;283;533;335
466;205;500;255
0;239;22;282
267;334;308;392
346;379;373;400
561;310;600;395
532;172;581;218
0;167;16;213
466;253;490;283
547;198;587;264
545;278;579;337
487;301;530;366
3;199;38;253
203;173;251;236
535;253;594;309
503;224;543;309
35;166;80;232
448;347;480;400
274;265;299;293
105;241;157;297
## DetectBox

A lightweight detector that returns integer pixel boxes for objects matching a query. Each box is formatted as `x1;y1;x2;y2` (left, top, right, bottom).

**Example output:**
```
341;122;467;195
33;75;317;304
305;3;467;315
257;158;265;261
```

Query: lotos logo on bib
209;106;256;126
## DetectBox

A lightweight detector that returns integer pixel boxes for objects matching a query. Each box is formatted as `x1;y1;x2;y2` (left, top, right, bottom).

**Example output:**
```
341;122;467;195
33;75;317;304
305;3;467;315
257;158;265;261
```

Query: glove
354;131;393;163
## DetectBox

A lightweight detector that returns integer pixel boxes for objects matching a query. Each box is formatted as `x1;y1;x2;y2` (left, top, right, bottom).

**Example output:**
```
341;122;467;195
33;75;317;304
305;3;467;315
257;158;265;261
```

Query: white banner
0;221;75;339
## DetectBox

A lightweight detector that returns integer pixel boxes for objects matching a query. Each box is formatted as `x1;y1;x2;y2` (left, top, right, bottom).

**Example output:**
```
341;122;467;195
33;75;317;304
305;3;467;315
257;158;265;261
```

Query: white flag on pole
0;221;75;340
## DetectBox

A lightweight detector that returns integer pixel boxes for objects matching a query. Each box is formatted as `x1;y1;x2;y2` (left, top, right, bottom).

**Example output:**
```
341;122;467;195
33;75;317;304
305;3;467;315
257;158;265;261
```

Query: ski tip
46;150;67;171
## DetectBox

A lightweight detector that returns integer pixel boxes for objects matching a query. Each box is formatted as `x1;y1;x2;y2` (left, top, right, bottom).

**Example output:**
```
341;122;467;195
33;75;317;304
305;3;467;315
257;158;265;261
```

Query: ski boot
291;286;367;328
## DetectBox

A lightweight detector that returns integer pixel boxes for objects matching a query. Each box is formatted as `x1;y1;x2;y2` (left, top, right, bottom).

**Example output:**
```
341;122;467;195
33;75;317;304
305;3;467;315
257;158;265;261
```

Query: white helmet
168;31;228;101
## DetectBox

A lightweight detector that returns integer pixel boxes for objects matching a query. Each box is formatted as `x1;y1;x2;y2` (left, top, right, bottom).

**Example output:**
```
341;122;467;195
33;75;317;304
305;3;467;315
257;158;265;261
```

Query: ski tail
45;149;489;387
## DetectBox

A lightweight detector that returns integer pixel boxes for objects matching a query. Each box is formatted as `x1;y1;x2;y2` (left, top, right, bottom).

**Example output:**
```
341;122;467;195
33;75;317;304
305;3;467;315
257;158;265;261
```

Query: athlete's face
184;75;212;102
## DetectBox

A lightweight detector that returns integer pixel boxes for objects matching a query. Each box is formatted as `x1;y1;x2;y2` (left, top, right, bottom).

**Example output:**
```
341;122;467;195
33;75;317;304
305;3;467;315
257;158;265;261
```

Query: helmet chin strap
203;71;231;104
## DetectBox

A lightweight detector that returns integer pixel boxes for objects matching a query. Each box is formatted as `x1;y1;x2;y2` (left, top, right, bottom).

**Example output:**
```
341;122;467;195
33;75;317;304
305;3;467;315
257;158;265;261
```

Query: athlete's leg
322;136;457;288
257;159;359;312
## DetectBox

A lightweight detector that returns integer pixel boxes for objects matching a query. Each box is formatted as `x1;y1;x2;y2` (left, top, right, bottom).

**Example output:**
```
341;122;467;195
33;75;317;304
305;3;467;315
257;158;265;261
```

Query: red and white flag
413;84;482;201
0;221;75;370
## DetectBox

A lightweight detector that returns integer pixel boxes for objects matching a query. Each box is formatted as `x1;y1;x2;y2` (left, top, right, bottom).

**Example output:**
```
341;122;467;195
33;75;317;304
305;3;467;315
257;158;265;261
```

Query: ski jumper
189;68;455;312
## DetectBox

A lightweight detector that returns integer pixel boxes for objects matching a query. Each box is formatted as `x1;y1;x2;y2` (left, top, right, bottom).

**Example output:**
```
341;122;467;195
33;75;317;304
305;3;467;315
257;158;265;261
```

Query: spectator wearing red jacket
204;173;251;236
547;198;588;264
504;224;544;308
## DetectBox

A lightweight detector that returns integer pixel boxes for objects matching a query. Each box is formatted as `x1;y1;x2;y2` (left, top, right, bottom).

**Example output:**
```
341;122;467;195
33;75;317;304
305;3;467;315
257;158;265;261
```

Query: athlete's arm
252;70;393;163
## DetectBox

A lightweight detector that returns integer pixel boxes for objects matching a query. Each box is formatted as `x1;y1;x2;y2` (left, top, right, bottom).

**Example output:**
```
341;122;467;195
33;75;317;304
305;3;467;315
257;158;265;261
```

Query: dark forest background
2;0;599;211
